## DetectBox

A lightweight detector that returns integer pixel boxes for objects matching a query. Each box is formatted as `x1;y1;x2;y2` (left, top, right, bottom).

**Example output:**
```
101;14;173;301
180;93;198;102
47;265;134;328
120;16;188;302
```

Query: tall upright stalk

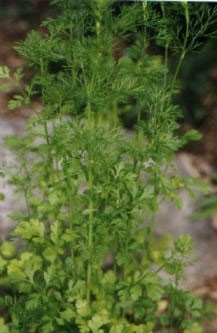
40;58;54;185
85;100;94;304
86;163;94;304
85;7;104;302
161;2;169;97
169;4;189;103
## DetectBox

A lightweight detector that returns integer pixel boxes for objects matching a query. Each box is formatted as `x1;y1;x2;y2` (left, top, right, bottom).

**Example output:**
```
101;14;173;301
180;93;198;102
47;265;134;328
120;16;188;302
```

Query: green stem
169;52;184;102
85;99;94;304
40;59;50;146
142;1;147;40
136;108;141;141
145;214;155;260
121;220;131;318
113;237;118;277
134;3;148;170
21;157;31;216
134;0;147;148
168;4;189;104
118;253;174;293
44;121;50;146
40;58;54;184
86;163;94;304
86;100;92;126
163;43;169;92
123;235;129;281
85;7;101;302
169;275;179;333
145;167;159;259
65;167;74;225
95;1;101;39
162;2;169;95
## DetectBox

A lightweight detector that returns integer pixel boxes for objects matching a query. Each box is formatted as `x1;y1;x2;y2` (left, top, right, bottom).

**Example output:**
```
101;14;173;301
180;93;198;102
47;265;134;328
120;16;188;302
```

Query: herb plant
0;1;216;332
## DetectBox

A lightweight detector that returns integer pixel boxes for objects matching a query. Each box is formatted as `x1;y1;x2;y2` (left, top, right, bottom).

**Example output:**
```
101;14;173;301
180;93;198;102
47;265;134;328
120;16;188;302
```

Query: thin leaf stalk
40;59;49;142
168;4;189;104
86;100;95;304
161;2;169;104
23;163;31;217
142;1;147;41
169;275;179;333
134;0;147;149
40;58;54;184
86;161;94;304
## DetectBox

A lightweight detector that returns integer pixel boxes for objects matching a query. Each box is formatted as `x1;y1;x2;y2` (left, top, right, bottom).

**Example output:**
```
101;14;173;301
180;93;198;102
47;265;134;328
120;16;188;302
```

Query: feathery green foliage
0;1;216;332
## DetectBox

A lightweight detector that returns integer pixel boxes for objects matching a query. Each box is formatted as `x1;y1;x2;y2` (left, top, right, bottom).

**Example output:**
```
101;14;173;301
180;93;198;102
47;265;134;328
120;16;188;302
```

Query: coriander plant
0;1;216;332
